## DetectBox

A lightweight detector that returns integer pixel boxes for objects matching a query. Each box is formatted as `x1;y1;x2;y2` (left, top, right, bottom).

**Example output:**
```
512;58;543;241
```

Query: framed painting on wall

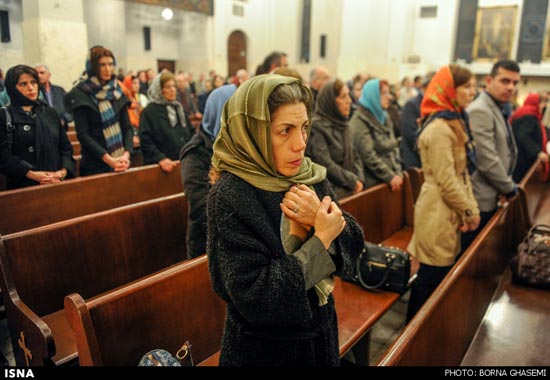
472;6;518;61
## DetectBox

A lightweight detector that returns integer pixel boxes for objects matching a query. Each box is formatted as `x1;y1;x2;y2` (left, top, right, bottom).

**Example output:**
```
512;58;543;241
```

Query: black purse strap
2;107;14;152
355;250;395;290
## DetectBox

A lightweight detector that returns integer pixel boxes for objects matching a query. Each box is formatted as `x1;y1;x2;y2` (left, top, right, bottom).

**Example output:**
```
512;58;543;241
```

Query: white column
21;0;88;90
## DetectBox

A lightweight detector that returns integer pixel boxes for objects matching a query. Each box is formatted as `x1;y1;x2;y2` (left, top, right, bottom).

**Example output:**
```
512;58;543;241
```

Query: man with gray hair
309;66;331;110
35;64;72;129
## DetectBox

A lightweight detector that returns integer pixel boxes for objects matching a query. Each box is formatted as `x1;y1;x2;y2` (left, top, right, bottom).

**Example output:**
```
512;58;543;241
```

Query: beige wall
1;0;550;98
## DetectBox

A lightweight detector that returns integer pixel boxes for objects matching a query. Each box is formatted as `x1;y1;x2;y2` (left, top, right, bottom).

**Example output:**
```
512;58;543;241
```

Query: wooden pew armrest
3;296;55;365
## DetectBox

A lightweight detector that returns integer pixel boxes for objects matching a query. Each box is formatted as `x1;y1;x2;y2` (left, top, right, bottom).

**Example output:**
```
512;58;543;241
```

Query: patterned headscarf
420;65;476;174
148;73;188;129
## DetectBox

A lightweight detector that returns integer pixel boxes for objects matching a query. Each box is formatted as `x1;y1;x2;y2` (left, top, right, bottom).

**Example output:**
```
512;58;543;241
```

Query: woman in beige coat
406;64;481;321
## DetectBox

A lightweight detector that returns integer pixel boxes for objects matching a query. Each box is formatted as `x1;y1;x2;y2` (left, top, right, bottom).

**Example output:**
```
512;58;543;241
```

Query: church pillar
21;0;88;90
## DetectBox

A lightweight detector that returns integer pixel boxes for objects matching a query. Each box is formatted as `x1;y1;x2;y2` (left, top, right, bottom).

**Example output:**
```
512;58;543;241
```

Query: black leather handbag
352;242;411;294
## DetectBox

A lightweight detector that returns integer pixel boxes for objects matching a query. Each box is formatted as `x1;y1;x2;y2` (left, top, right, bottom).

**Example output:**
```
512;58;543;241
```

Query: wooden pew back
0;193;188;365
520;157;550;225
65;256;225;366
340;172;414;244
0;164;182;235
1;193;187;316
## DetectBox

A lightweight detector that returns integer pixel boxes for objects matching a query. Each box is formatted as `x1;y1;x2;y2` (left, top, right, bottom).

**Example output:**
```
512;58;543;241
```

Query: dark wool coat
65;87;133;176
512;115;544;182
207;172;364;367
179;128;213;259
139;103;194;165
307;118;364;200
0;105;75;189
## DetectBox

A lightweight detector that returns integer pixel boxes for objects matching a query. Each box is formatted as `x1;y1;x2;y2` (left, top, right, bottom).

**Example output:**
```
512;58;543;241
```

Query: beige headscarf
212;74;326;191
212;74;333;306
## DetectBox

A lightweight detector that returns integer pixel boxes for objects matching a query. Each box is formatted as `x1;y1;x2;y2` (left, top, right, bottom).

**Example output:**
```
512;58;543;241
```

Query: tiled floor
369;291;409;364
0;293;409;367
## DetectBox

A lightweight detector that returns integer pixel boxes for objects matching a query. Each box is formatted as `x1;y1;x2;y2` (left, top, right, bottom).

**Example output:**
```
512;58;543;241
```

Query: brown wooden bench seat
461;268;550;366
0;193;188;366
0;164;182;235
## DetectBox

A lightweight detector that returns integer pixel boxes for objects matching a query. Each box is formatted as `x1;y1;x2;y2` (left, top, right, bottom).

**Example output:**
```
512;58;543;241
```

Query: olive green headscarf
212;74;326;191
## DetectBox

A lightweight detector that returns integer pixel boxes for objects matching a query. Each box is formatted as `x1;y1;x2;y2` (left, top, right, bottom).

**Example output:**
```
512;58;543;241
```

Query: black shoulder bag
351;242;411;294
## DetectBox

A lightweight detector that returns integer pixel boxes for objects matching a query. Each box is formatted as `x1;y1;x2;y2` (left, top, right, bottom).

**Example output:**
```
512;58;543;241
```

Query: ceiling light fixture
161;8;173;21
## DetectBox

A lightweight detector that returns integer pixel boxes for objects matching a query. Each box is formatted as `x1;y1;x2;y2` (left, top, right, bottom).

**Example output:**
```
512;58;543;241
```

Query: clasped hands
280;184;346;250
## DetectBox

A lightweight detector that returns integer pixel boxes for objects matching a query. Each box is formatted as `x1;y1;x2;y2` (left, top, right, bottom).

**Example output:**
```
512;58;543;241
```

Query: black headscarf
5;65;59;171
312;80;354;170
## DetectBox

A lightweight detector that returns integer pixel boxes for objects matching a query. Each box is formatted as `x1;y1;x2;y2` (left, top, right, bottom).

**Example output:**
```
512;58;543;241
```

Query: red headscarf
421;65;461;118
512;93;549;180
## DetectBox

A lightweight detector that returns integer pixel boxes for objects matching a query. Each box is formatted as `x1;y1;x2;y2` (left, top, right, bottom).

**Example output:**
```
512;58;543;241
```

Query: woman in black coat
65;46;133;176
140;72;193;173
207;74;364;366
307;79;364;200
0;65;75;189
179;84;236;259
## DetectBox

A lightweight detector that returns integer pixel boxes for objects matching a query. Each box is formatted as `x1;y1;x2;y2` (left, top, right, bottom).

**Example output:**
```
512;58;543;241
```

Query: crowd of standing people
1;46;550;366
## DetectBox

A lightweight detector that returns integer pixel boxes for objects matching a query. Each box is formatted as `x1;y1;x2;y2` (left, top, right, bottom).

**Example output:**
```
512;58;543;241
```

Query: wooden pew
67;131;77;143
461;268;550;366
62;176;419;367
65;256;225;366
71;141;81;156
340;171;415;248
406;167;424;202
460;161;550;366
377;159;547;366
0;193;188;366
520;157;550;225
0;164;182;235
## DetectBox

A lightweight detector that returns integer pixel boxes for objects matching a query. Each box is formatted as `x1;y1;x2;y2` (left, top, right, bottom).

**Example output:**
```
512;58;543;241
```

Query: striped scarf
78;75;125;157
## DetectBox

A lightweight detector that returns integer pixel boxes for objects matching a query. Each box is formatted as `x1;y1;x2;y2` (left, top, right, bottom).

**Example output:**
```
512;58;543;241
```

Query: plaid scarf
77;75;125;157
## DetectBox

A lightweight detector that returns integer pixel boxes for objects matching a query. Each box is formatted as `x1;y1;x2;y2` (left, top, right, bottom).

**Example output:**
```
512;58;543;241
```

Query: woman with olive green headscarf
207;74;364;367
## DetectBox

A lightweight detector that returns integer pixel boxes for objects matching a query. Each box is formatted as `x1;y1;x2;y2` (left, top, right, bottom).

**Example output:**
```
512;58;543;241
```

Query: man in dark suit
35;64;73;130
462;60;520;250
